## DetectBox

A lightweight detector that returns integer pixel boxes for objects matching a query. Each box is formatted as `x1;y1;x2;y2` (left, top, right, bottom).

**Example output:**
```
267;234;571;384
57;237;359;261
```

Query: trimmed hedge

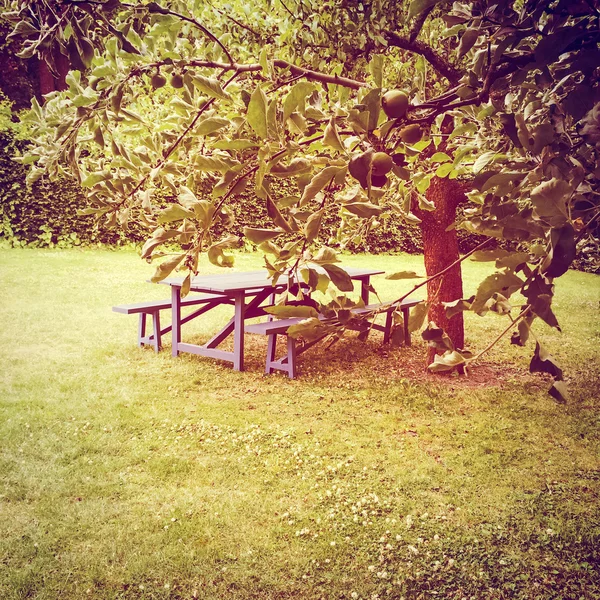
1;124;597;273
0;125;426;253
0;131;145;247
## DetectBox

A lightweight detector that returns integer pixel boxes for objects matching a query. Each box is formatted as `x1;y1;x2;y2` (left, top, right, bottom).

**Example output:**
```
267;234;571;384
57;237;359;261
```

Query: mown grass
0;247;599;600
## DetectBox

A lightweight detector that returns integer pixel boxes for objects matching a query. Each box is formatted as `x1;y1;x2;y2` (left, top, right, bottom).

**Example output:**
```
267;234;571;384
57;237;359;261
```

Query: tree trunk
414;176;467;362
37;50;69;100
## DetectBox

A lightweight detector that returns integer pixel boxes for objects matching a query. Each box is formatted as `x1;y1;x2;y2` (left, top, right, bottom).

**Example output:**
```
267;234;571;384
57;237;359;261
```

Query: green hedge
1;123;596;272
0;131;147;247
0;126;427;253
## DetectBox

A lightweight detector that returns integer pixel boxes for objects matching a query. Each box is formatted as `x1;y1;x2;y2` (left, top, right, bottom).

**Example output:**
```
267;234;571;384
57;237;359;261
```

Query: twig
386;31;463;84
117;72;240;208
469;306;531;364
391;238;494;308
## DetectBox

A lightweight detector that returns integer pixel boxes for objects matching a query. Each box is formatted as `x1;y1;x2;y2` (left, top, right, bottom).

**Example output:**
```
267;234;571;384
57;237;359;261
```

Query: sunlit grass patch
0;248;599;599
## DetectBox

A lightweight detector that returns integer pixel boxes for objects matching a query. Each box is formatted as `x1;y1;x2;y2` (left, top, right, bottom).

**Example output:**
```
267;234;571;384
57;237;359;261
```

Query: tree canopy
4;0;599;399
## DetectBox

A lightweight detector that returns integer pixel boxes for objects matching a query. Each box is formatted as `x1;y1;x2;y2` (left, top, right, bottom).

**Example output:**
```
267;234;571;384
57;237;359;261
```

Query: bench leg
172;285;181;357
402;307;411;346
138;314;146;348
383;310;393;344
265;333;277;374
287;336;297;379
152;311;162;352
264;333;297;378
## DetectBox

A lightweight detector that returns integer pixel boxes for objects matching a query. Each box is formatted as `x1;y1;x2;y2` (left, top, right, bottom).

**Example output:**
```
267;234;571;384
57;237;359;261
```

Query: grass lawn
0;247;599;600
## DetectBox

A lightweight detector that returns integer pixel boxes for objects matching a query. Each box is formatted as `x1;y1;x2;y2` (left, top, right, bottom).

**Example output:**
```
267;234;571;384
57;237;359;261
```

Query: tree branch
272;60;367;89
408;6;433;43
386;32;463;84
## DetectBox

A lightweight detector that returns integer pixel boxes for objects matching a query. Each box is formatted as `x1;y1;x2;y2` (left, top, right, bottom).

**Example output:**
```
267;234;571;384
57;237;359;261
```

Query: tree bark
414;177;467;362
38;50;69;99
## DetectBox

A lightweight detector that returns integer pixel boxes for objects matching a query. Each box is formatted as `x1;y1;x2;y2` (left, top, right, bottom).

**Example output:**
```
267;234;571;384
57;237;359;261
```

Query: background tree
4;0;599;400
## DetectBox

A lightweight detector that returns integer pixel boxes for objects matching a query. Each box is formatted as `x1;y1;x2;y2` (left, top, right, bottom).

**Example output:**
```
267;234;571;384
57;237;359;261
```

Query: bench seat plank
112;293;224;315
245;298;423;378
112;293;228;351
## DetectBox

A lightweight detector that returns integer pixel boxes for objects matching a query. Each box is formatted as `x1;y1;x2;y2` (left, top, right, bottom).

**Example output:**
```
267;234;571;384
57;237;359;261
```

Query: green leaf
323;118;345;152
408;301;429;333
283;81;315;123
191;201;213;230
422;322;454;352
304;210;323;242
267;93;280;141
150;253;185;283
532;123;555;154
435;163;454;178
549;381;569;404
531;178;571;226
458;27;479;57
368;54;384;88
177;186;198;207
471;271;524;314
408;0;444;20
321;264;353;292
427;351;467;373
417;193;435;210
77;207;106;216
496;252;530;271
212;139;257;150
207;235;238;267
243;227;283;244
267;197;293;232
499;113;522;148
344;202;383;218
481;171;526;193
385;271;422;280
562;84;594;122
473;151;503;174
196;117;231;136
140;227;180;259
270;158;312;178
529;342;563;380
390;326;405;347
488;292;512;315
259;46;269;73
542;224;576;278
470;250;505;262
530;294;560;330
81;171;108;187
534;27;581;66
191;75;231;100
300;166;344;205
443;297;474;319
265;305;319;319
247;87;268;140
194;154;240;172
431;152;452;163
361;88;381;132
511;316;534;347
287;317;325;341
157;204;195;224
312;246;340;264
181;273;191;298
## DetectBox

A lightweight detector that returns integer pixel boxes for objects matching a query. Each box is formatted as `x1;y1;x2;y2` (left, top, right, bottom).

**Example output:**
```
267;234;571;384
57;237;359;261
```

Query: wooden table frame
163;268;383;372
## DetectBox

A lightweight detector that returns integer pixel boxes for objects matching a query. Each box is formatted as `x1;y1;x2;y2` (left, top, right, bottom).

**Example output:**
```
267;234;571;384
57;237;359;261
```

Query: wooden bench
245;299;421;378
112;294;228;352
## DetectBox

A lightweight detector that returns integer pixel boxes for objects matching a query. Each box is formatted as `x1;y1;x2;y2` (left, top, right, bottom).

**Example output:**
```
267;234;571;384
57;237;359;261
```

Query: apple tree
4;0;599;400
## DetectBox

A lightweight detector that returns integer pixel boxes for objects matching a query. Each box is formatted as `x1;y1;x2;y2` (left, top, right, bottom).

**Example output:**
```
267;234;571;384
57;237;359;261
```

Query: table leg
233;291;245;371
360;277;371;305
172;285;181;357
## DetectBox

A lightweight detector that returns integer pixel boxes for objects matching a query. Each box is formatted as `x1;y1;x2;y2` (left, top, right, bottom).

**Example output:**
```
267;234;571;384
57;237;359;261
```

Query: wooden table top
160;267;384;294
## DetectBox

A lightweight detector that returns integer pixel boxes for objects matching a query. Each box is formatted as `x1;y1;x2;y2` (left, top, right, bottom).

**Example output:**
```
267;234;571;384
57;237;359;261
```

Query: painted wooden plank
177;344;234;362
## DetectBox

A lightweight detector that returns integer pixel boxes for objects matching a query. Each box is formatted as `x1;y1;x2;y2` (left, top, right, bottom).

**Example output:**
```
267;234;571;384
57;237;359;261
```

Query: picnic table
160;267;384;372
